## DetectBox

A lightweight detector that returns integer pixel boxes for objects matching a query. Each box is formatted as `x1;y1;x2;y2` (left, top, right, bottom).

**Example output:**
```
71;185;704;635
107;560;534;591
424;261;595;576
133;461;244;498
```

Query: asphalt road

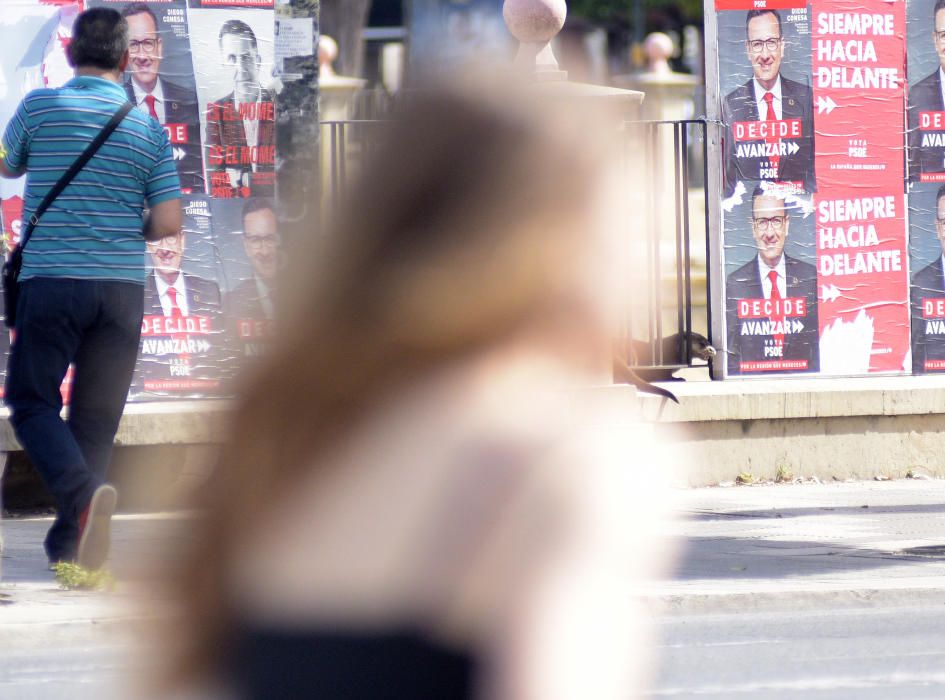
0;644;132;700
653;604;945;699
4;604;945;698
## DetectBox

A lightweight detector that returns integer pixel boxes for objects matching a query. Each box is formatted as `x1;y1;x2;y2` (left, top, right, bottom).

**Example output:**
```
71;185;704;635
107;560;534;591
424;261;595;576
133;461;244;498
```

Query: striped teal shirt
1;76;180;285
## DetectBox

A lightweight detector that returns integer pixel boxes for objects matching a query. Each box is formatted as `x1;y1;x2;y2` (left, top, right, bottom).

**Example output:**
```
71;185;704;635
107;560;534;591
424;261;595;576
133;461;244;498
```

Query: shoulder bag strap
18;101;134;253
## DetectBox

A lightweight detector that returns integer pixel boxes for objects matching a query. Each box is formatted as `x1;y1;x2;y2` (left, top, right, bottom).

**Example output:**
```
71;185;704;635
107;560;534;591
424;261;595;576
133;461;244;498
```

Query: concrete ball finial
503;0;567;45
319;36;338;66
318;35;339;80
644;32;674;74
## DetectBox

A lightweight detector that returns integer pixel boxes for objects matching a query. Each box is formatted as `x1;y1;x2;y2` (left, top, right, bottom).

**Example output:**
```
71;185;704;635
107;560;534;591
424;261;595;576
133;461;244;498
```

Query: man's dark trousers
5;278;143;562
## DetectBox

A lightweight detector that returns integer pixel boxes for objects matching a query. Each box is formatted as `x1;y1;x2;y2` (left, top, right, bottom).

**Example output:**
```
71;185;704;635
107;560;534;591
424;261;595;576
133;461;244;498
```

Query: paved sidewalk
0;513;182;648
2;480;945;645
660;479;945;612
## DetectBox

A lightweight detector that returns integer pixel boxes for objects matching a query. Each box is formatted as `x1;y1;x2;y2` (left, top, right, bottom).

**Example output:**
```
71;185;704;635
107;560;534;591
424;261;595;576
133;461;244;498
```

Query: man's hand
0;143;24;179
144;199;183;242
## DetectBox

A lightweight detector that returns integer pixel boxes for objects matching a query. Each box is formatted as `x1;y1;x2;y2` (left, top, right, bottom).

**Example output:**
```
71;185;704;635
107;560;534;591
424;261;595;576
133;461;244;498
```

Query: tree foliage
568;0;703;29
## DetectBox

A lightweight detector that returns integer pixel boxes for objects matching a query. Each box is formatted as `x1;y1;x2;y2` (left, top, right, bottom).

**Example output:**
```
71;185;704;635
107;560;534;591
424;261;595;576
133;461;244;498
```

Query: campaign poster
907;0;945;182
0;1;82;395
908;183;945;373
212;198;279;369
715;1;910;377
811;1;908;374
89;0;204;193
718;3;816;202
0;1;82;250
130;195;233;399
724;185;820;375
718;2;820;375
187;1;275;199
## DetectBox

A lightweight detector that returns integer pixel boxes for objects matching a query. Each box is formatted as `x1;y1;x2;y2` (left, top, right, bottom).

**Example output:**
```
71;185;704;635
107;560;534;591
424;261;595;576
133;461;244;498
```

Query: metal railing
616;118;710;377
319;116;710;378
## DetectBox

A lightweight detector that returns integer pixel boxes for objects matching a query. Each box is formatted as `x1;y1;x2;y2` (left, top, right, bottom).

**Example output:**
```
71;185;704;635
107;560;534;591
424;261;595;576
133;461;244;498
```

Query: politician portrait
225;198;280;362
118;2;203;193
204;19;275;199
910;184;945;373
721;9;816;198
725;187;820;376
133;228;226;396
907;0;945;181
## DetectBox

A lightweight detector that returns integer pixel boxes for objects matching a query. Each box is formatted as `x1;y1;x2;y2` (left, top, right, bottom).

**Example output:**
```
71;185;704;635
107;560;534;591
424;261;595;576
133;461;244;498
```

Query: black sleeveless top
231;625;477;699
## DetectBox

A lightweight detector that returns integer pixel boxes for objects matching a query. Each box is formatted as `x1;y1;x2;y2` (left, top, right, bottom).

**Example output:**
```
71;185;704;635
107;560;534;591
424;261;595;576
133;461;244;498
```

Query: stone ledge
577;380;945;485
0;400;233;452
620;376;945;423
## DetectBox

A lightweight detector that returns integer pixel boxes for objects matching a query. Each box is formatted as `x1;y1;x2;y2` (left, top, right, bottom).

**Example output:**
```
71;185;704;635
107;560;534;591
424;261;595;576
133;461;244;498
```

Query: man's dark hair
935;184;945;208
67;8;128;71
746;9;782;37
242;198;275;228
935;0;945;23
219;19;257;51
121;2;158;28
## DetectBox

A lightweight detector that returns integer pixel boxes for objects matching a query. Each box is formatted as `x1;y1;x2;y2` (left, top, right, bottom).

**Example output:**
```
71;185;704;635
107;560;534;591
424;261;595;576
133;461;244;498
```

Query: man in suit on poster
227;198;279;322
907;0;945;181
136;230;224;394
910;185;945;373
204;19;275;198
726;188;820;375
722;9;816;197
145;230;221;318
121;3;203;193
226;199;279;362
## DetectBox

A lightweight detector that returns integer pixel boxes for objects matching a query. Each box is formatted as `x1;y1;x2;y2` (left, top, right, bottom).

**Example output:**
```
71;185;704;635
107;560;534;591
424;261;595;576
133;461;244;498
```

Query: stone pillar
503;0;645;384
318;35;366;122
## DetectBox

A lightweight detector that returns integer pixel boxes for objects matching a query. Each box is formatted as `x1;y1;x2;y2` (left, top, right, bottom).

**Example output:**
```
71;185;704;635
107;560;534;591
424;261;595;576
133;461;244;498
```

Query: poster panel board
0;0;283;401
712;0;911;378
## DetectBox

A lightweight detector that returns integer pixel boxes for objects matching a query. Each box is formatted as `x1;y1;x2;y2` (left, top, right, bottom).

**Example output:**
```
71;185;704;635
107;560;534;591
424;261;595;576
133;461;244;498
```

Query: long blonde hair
167;81;617;686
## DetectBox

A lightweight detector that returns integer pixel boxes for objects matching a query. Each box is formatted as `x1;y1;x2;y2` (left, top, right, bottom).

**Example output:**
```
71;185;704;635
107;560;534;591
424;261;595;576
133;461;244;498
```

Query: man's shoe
76;485;117;571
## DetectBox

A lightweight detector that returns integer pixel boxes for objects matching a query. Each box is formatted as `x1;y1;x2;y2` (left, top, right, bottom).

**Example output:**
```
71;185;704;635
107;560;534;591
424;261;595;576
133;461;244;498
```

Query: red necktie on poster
144;94;158;122
763;91;780;179
768;269;784;346
166;286;182;319
166;286;191;362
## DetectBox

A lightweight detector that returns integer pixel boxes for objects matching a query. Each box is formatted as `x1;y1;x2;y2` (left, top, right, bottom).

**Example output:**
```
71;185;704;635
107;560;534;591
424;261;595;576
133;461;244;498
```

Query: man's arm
1;99;32;179
144;199;182;242
143;124;182;240
0;160;25;179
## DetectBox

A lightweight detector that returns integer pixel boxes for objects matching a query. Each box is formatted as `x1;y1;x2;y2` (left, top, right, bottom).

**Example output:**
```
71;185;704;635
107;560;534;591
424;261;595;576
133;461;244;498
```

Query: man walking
0;8;182;570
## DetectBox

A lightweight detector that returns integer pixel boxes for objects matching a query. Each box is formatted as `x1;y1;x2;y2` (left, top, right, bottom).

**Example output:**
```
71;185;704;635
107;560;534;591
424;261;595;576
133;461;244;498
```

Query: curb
649;581;945;615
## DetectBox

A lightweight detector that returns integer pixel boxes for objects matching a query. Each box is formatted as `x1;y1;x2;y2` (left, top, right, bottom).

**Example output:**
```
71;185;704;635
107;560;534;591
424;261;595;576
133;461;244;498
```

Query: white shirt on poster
939;68;945;110
238;87;262;173
758;254;787;299
255;276;274;320
131;79;166;124
154;273;190;317
754;76;783;120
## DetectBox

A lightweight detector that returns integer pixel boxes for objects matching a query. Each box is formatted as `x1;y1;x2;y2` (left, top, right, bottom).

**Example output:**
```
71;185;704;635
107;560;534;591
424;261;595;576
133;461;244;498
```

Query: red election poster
187;0;276;198
907;1;945;374
811;2;909;374
714;0;910;377
717;2;821;376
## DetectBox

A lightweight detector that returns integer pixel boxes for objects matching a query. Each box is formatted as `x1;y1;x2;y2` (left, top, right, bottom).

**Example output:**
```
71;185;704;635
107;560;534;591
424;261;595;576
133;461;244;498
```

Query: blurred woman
161;81;676;699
